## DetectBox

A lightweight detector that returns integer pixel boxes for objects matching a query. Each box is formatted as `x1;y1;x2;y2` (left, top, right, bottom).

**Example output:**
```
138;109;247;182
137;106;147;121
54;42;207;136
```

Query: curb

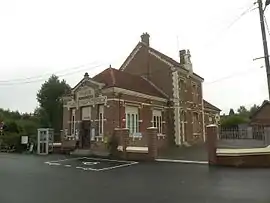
155;158;208;165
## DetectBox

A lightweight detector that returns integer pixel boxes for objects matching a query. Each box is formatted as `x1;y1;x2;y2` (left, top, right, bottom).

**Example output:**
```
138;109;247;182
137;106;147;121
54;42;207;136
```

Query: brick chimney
84;72;89;78
141;32;150;46
179;49;193;73
179;50;186;65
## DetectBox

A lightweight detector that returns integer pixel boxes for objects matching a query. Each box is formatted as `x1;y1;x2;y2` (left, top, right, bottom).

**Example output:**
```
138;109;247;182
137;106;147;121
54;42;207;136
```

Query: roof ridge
109;67;116;86
141;76;169;98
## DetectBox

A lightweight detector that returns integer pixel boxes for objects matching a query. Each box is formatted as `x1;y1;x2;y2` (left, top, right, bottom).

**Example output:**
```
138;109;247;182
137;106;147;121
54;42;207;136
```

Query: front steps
70;149;110;157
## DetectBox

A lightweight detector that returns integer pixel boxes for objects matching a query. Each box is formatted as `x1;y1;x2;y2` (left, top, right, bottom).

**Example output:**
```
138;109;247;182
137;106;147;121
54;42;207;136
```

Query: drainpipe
118;93;122;128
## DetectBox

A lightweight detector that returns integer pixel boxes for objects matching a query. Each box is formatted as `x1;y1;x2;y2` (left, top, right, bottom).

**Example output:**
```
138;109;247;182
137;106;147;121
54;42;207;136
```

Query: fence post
247;126;253;139
113;128;129;159
264;127;270;146
206;124;218;166
147;127;158;160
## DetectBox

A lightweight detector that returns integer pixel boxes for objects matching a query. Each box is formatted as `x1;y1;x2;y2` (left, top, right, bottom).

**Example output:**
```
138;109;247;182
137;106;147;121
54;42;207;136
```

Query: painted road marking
82;162;100;166
94;162;138;171
45;162;61;166
45;157;138;172
156;159;208;165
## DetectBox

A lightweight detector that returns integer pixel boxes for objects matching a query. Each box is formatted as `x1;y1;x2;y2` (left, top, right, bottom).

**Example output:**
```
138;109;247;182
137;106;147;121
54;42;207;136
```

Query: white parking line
95;162;138;171
45;157;139;172
48;157;85;163
45;162;61;166
83;157;136;164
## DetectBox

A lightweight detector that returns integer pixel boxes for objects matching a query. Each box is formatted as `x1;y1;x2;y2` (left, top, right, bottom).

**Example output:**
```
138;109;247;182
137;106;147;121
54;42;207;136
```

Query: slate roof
203;100;221;112
93;67;168;98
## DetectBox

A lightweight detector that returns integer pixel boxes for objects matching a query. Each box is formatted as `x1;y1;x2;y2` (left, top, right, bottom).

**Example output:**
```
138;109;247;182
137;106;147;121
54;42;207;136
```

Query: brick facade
120;33;221;145
61;33;221;151
61;68;170;151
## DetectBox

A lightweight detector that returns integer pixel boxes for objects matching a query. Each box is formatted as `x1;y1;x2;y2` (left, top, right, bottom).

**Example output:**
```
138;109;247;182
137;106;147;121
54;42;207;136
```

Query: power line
202;2;257;48
204;66;262;85
0;63;109;86
0;61;100;83
264;15;270;36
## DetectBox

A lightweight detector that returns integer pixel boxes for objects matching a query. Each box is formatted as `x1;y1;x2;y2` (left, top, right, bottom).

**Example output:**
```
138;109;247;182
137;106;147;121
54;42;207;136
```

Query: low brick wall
216;154;270;167
61;140;76;153
114;127;159;161
206;125;270;167
157;135;167;150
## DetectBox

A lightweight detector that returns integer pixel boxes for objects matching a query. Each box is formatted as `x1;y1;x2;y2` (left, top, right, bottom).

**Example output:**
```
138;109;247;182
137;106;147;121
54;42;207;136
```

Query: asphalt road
1;153;270;203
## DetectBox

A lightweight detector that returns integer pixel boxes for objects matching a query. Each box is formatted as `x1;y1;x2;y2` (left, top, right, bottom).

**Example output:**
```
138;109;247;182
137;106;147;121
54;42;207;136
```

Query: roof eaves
141;76;169;99
119;42;142;71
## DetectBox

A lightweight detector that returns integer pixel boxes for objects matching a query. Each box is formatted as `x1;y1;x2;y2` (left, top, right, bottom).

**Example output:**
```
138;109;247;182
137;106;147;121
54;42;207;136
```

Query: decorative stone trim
120;44;142;71
102;87;167;102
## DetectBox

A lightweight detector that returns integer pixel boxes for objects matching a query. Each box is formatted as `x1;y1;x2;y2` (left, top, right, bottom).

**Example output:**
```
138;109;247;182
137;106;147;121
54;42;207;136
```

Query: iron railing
219;126;265;140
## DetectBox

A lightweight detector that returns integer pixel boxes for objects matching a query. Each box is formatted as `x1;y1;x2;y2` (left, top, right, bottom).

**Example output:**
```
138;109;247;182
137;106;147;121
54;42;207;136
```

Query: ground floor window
70;109;76;135
98;105;104;136
153;109;162;133
193;112;200;133
125;106;139;135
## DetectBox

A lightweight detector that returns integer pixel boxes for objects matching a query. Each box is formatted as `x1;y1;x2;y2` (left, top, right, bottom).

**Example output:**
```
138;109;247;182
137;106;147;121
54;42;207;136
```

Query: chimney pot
84;72;89;78
140;32;150;46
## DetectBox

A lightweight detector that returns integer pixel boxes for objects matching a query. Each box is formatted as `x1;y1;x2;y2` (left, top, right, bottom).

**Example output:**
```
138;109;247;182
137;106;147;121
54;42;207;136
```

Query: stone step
70;149;110;157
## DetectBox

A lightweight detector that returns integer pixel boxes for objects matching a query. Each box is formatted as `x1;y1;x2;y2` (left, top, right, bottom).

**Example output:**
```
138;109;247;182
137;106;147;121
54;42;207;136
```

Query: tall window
153;109;162;133
193;112;199;133
125;106;139;135
71;109;76;135
98;105;104;136
179;79;186;100
197;85;202;103
192;83;197;102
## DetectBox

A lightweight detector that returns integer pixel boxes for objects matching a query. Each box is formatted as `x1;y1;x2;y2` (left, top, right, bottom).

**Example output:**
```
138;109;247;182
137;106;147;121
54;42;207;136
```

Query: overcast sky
0;0;268;114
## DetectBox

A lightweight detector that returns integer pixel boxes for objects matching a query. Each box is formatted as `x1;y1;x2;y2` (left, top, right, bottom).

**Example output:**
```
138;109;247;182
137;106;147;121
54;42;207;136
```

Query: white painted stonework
172;70;181;145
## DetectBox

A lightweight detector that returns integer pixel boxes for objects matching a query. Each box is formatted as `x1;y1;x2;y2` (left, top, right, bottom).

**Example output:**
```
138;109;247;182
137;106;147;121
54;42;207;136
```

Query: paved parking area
1;153;270;203
45;157;138;171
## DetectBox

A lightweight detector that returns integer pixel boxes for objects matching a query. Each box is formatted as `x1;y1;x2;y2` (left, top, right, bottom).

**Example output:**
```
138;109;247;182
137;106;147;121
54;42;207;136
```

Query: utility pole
258;0;270;99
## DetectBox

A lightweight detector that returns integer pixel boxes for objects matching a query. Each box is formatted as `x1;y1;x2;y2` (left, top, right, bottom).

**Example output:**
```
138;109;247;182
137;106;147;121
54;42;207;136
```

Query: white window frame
125;106;140;136
98;105;104;136
152;109;162;134
71;109;76;136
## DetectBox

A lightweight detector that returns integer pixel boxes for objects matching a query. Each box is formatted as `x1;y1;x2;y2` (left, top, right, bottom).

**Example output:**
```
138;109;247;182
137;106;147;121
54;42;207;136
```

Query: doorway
80;120;91;149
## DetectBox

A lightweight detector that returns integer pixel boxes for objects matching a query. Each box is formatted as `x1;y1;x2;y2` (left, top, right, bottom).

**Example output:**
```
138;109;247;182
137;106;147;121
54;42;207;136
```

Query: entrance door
80;120;91;149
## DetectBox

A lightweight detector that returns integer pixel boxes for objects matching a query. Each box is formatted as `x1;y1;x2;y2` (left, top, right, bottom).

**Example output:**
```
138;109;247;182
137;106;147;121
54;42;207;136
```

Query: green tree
249;104;260;116
221;114;249;128
237;105;249;117
36;75;71;132
229;108;235;116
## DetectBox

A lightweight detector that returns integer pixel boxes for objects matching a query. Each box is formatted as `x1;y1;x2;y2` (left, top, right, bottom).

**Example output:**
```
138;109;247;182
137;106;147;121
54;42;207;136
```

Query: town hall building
61;33;220;151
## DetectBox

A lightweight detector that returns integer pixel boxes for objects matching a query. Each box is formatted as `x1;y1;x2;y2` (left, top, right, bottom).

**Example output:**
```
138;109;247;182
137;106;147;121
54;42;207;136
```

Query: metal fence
219;126;265;140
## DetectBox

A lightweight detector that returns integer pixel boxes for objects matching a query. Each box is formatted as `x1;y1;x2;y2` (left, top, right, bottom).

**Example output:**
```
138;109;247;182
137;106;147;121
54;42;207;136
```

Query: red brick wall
139;105;152;133
121;46;173;97
121;46;204;145
103;100;121;138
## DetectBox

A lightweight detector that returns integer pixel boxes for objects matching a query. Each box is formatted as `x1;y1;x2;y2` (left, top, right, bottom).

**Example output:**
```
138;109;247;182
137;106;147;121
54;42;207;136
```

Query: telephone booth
37;128;54;155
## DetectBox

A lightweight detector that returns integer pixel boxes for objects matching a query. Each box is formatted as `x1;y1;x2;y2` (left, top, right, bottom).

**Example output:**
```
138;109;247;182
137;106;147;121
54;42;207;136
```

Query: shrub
107;134;119;157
